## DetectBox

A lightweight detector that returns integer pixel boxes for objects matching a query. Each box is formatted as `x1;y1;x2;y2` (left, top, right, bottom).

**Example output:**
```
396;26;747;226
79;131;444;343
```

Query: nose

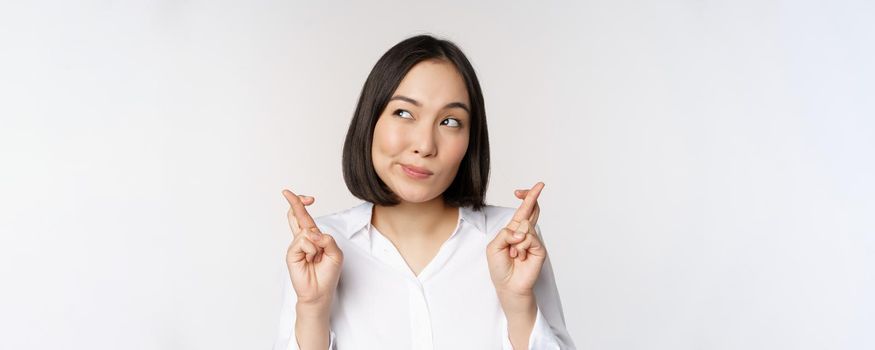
411;124;437;157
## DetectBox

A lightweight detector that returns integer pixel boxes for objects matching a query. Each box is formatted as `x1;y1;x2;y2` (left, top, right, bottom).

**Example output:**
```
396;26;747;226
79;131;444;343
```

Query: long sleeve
272;259;336;350
500;224;577;349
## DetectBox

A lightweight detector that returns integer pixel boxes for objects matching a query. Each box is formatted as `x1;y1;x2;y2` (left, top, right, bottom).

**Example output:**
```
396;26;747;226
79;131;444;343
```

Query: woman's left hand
486;182;547;297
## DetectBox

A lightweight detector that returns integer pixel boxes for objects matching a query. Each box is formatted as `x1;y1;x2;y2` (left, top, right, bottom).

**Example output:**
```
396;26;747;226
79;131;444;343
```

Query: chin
395;190;438;204
391;183;440;204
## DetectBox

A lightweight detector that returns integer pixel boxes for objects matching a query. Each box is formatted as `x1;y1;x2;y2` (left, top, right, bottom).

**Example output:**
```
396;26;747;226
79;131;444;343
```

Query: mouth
400;164;433;179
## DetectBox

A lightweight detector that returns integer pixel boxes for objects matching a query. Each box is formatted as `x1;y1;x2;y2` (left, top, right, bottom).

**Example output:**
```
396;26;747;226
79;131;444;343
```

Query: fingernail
513;231;525;239
310;232;322;241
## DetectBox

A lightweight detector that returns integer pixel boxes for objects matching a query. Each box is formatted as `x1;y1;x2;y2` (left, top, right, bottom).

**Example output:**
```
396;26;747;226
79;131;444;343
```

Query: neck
371;196;458;239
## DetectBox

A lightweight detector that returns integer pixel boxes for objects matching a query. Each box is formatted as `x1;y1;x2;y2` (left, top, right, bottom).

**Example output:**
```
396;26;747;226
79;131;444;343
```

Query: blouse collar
341;201;487;239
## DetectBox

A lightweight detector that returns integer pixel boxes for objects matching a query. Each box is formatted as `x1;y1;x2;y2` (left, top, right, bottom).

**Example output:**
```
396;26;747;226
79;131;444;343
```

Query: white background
1;1;873;349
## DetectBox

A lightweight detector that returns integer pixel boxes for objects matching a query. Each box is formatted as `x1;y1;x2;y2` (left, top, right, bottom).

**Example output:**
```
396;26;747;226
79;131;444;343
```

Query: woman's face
372;59;471;204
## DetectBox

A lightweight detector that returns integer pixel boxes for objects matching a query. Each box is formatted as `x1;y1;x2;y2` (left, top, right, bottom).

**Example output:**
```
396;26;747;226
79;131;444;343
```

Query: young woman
274;35;576;350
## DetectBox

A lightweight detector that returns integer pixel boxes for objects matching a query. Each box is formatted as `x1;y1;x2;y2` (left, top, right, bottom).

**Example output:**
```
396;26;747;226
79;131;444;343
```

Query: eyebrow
389;95;470;114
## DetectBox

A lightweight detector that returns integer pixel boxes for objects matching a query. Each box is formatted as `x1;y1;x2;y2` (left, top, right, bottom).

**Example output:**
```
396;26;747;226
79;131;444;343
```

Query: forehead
392;59;469;106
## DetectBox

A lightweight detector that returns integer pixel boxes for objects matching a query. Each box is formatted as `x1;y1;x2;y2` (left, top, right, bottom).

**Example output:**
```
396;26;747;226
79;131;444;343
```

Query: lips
401;164;434;177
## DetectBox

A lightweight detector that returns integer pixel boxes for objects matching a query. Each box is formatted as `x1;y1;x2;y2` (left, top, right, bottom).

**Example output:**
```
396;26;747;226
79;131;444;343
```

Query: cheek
372;118;406;158
443;135;470;170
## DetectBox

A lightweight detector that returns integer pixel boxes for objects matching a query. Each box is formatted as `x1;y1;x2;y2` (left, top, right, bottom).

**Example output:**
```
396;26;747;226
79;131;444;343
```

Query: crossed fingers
282;189;318;237
508;182;544;232
506;182;544;260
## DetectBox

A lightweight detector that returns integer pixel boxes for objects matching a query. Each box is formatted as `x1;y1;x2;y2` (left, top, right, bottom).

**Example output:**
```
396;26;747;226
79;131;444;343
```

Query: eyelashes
392;109;463;128
441;118;461;127
393;109;413;119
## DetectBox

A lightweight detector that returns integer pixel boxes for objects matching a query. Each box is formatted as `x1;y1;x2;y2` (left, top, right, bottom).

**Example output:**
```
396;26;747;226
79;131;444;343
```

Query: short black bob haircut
342;34;490;210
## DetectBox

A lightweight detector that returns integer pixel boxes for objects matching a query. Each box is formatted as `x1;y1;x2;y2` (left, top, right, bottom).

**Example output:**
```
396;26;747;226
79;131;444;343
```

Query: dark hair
342;34;490;210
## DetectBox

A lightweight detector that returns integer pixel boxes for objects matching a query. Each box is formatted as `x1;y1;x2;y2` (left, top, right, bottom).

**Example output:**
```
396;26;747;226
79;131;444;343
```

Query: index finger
514;189;541;225
511;182;544;224
282;189;317;231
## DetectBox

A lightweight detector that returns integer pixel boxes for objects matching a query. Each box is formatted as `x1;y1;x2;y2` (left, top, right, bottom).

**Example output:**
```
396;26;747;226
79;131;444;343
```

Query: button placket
407;279;434;350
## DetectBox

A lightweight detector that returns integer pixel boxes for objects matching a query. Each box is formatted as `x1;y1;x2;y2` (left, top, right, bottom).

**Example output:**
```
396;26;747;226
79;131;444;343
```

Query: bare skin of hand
486;182;547;296
282;189;343;306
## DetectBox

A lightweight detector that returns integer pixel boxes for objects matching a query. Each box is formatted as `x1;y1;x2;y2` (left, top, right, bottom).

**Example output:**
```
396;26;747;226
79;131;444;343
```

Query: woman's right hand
282;189;343;307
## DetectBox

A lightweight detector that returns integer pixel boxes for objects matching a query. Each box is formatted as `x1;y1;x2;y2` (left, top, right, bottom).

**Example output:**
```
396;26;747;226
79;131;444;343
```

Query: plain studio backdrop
1;0;873;349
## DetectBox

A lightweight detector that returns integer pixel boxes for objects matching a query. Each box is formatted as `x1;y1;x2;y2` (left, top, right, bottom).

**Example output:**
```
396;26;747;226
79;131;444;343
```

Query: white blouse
272;201;576;349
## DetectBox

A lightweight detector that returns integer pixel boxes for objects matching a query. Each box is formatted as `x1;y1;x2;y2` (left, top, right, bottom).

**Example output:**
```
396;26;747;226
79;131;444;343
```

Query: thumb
487;227;527;254
309;230;343;260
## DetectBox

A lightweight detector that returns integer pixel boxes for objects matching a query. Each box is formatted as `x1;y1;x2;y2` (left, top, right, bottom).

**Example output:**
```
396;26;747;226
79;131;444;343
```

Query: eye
441;117;462;128
393;109;413;119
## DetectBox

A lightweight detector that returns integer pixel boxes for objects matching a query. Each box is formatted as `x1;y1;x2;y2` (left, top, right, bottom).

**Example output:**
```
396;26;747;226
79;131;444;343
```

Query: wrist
496;286;534;307
294;302;331;350
296;299;331;319
496;286;534;299
296;291;333;308
497;289;536;316
501;294;537;349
